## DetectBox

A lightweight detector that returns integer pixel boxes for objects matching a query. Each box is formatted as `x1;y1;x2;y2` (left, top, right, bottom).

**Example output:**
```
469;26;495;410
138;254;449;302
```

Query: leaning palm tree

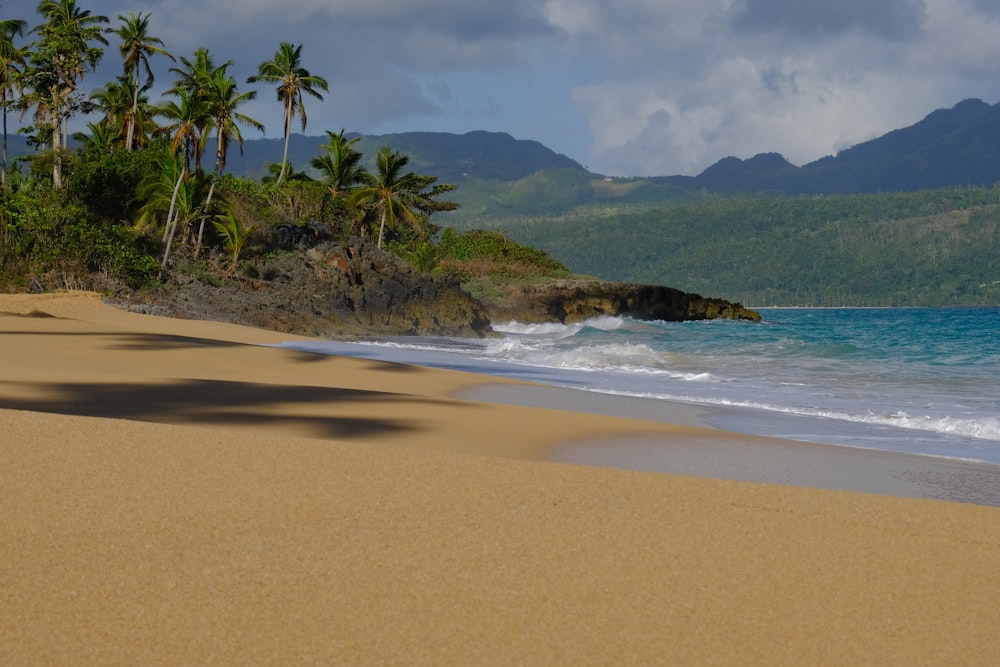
109;11;173;151
247;41;328;185
348;146;431;249
310;129;365;194
0;17;27;188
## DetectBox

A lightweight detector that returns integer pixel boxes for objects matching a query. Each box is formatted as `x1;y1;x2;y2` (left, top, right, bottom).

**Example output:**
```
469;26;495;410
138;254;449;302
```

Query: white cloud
563;0;1000;175
6;0;1000;176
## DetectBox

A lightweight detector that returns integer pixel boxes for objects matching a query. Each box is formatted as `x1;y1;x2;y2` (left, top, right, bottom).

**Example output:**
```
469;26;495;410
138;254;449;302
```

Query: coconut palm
194;68;263;255
168;46;230;99
310;129;365;194
348;146;433;249
165;47;232;172
154;88;209;176
1;17;27;188
88;75;133;145
205;68;263;175
72;119;115;155
247;41;328;185
109;11;173;151
29;0;109;187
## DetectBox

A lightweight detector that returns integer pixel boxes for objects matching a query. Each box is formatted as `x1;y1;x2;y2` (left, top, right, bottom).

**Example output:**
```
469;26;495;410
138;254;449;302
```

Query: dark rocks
484;279;760;324
113;238;494;338
111;242;758;340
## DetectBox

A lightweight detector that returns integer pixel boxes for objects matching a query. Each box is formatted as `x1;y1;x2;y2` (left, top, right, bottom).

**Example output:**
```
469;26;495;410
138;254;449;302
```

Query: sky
4;0;1000;176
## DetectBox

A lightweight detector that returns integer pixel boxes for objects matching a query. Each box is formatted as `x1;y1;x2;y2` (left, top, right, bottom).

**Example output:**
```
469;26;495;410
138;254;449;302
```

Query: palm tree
348;146;433;249
88;75;135;146
166;47;231;172
205;68;263;175
168;46;229;99
310;129;365;194
154;88;209;176
72;119;115;155
28;0;109;187
109;11;173;151
194;68;263;254
247;41;328;185
153;90;210;265
0;17;27;188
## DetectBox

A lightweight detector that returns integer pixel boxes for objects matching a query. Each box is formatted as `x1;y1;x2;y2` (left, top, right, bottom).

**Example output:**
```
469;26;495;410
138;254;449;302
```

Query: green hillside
438;188;1000;307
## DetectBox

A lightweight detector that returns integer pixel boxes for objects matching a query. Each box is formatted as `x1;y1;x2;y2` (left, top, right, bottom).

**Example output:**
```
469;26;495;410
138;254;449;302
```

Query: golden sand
2;292;999;665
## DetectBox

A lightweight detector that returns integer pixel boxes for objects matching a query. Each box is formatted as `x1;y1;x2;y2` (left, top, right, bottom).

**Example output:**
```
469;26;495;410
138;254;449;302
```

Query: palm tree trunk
162;168;185;265
2;104;8;188
126;73;140;151
195;174;218;257
278;98;292;184
377;208;388;249
51;110;62;189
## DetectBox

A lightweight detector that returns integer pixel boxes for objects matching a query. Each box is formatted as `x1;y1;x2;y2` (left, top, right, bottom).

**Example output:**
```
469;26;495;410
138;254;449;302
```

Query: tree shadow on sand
0;377;459;441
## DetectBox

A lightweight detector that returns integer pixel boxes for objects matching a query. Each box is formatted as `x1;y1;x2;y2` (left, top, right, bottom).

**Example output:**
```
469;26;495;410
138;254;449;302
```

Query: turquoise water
277;307;1000;464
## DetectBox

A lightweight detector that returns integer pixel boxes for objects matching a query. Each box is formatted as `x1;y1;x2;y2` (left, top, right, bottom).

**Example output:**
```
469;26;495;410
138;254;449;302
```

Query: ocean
275;307;1000;466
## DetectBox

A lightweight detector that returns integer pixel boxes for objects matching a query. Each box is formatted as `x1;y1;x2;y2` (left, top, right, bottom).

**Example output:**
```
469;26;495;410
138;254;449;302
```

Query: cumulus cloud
562;0;1000;175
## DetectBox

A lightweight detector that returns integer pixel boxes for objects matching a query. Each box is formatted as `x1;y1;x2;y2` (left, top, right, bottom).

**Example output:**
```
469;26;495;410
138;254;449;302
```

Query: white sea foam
567;385;1000;444
493;316;627;337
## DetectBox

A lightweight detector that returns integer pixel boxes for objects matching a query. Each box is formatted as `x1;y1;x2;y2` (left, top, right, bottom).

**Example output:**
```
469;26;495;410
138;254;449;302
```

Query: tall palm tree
194;68;263;254
310;129;365;194
247;41;328;185
154;88;209;176
168;46;229;99
166;47;231;172
205;68;263;175
0;17;27;188
153;90;209;265
88;75;134;146
29;0;109;187
109;11;173;151
348;146;432;249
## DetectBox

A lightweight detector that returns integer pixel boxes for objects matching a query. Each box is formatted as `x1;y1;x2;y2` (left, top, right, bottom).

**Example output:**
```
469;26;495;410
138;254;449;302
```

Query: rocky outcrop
111;243;757;339
114;238;494;338
485;279;760;324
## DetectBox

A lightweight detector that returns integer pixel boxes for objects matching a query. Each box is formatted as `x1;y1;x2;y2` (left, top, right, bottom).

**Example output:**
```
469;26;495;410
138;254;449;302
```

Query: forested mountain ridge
480;187;1000;307
208;97;1000;197
222;130;586;183
663;98;1000;194
9;98;1000;198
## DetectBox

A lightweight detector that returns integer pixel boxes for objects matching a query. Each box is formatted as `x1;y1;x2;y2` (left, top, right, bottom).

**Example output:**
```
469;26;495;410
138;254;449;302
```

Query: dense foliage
0;2;458;292
445;187;1000;306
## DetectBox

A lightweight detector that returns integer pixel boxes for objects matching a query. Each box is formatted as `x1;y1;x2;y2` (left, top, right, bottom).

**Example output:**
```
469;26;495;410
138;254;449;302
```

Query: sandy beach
3;292;999;665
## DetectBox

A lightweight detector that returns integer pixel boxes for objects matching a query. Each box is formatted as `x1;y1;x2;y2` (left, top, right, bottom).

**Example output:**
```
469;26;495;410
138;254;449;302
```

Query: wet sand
2;292;999;665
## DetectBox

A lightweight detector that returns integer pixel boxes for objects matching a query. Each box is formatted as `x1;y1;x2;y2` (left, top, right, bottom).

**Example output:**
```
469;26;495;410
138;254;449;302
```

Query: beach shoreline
3;291;1000;665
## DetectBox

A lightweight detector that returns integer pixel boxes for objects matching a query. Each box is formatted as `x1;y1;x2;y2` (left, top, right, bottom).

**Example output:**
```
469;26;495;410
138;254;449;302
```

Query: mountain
666;98;1000;194
7;98;1000;198
224;130;585;182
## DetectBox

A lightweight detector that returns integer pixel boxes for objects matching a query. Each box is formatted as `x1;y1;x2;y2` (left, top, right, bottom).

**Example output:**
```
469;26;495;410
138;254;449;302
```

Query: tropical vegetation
0;2;460;293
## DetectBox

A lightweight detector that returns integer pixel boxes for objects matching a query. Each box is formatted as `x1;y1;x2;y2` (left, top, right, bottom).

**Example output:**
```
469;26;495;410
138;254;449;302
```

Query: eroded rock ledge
111;240;759;338
485;279;761;325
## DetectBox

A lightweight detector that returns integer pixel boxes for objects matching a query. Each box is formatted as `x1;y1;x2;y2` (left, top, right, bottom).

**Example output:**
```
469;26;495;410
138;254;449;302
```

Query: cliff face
484;280;761;324
111;242;758;338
